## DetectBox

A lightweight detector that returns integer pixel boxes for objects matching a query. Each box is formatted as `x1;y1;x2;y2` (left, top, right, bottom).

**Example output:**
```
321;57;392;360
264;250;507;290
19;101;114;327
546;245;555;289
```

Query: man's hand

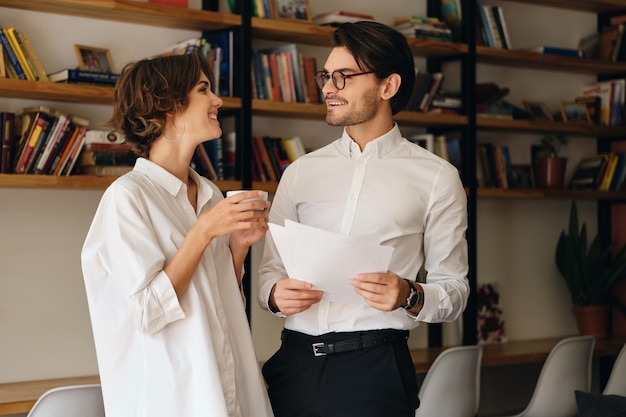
350;271;407;311
270;278;323;315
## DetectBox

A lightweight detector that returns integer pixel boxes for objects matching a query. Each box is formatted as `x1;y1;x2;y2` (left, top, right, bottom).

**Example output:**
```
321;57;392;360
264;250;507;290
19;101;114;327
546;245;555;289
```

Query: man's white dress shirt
259;124;469;335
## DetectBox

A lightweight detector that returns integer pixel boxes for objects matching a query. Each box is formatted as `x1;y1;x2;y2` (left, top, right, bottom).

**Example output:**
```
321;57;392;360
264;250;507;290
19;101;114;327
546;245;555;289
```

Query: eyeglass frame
314;70;375;90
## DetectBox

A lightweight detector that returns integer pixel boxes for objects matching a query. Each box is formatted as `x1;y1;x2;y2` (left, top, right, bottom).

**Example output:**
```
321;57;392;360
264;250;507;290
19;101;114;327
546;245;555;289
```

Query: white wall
0;3;601;411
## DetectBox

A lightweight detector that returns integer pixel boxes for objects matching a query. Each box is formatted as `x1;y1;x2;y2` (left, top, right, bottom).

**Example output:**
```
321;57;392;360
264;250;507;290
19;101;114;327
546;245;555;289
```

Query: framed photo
272;0;312;22
509;164;535;188
575;96;601;124
560;101;592;123
522;100;553;121
74;44;115;73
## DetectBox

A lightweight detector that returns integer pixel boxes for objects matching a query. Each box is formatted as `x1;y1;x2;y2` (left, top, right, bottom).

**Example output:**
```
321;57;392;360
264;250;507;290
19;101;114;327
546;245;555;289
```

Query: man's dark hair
332;21;416;115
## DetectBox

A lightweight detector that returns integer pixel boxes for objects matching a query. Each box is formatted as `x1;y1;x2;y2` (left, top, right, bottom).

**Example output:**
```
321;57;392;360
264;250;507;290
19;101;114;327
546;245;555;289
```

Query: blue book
475;0;495;47
0;27;27;79
525;45;584;58
47;68;119;85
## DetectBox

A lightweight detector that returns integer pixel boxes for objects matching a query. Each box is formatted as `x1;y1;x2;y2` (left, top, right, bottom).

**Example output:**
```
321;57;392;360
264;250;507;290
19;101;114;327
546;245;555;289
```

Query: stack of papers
269;220;394;305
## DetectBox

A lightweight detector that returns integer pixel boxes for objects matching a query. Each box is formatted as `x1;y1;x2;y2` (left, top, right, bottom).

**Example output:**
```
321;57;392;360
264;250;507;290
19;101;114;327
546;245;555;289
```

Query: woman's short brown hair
106;52;214;158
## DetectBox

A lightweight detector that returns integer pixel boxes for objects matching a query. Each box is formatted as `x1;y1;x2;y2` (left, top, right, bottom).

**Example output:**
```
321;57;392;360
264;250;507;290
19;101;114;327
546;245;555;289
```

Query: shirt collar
133;158;214;205
338;123;403;159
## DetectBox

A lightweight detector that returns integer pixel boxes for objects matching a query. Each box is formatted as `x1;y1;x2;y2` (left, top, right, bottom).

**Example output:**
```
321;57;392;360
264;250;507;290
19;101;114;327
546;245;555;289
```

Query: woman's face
173;73;223;145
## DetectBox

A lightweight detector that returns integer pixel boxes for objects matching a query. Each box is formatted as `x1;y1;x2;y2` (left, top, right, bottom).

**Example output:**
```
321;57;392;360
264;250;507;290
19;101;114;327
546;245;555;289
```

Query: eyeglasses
314;70;374;90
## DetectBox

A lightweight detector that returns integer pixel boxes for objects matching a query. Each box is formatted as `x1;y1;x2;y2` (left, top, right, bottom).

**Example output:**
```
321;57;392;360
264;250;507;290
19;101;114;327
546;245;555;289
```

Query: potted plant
535;134;568;188
555;200;626;337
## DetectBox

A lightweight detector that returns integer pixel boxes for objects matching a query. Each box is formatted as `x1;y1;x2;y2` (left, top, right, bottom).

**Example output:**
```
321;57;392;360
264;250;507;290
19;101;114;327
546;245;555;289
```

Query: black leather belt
281;329;408;357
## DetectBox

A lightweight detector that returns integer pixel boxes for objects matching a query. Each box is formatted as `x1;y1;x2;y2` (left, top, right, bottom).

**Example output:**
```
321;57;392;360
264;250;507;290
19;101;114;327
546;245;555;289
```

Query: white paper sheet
268;221;394;305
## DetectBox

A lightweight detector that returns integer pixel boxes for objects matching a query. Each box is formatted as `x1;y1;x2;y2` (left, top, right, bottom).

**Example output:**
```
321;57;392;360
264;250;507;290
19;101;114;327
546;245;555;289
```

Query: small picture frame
522;100;553;121
560;101;592;123
509;164;535;188
575;96;601;124
74;44;115;73
272;0;311;22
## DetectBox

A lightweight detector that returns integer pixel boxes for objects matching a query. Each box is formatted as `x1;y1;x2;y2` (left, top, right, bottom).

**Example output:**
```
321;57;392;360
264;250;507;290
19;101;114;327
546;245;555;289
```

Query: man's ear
380;73;401;100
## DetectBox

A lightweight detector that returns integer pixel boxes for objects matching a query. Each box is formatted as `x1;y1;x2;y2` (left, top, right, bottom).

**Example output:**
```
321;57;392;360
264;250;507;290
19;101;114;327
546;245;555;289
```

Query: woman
81;53;273;417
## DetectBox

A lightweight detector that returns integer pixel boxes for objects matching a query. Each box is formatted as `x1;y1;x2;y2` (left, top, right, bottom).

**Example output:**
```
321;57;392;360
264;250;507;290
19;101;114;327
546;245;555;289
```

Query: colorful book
0;27;27;79
4;27;37;81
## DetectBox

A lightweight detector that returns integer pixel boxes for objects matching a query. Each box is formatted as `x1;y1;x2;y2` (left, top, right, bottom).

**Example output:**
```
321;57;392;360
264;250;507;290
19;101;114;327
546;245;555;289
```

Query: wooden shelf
477;188;626;200
477;46;626;75
410;335;626;374
0;78;242;108
0;174;242;191
477;117;626;137
500;0;626;13
0;0;240;31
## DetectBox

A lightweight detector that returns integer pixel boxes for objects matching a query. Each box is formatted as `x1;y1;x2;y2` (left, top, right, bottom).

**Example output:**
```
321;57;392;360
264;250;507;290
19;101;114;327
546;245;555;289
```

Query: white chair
415;345;483;417
27;384;105;417
603;342;626;396
496;335;596;417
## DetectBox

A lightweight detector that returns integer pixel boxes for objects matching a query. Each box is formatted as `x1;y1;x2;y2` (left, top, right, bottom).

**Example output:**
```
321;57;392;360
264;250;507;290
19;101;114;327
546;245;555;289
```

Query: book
610;153;626;190
523;45;584;57
84;129;126;145
569;154;610;189
575;95;601;124
203;31;233;97
14;29;48;81
313;10;375;26
599;153;619;191
4;27;37;81
474;0;495;47
33;110;71;175
48;68;120;85
281;136;307;161
192;142;217;180
78;148;138;167
61;125;89;176
599;24;623;61
582;81;614;126
1;112;15;174
0;27;27;79
14;114;50;174
493;6;512;49
80;165;133;176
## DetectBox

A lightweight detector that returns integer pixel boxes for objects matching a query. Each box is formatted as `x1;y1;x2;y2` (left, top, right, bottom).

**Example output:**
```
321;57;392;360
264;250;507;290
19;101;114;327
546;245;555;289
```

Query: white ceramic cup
226;190;268;210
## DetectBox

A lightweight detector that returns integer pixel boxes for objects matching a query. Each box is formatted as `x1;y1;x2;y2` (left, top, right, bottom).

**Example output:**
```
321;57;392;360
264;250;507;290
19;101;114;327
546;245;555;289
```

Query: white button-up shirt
258;125;469;335
82;158;273;417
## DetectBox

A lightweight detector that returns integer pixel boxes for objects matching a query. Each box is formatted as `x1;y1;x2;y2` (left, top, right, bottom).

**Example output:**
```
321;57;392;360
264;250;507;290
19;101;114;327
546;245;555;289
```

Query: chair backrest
415;345;483;417
27;384;105;417
603;342;626;396
519;335;595;417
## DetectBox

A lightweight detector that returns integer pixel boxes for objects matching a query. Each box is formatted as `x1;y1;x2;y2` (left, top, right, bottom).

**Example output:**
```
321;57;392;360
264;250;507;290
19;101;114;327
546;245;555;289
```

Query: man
258;21;469;417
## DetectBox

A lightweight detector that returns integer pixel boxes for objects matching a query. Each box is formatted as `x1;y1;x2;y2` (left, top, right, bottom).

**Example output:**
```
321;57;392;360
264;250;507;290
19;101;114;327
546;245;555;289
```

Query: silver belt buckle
312;342;326;356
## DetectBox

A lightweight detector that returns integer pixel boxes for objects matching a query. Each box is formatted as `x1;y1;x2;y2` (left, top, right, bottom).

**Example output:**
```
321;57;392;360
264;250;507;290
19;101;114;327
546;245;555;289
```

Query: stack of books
77;130;136;177
47;68;120;86
393;16;453;42
312;10;375;26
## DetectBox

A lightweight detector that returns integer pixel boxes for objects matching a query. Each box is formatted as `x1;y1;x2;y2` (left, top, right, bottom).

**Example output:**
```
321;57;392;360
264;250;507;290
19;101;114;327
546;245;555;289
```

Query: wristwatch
403;279;421;310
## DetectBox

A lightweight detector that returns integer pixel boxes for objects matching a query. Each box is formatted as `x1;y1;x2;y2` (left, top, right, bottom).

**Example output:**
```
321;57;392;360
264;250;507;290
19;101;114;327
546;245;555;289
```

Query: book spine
63;70;119;84
1;112;15;174
475;0;495;47
63;126;88;176
0;28;27;79
15;116;46;174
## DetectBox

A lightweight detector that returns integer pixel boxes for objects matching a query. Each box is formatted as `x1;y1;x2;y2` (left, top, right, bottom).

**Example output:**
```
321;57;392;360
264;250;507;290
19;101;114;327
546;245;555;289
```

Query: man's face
321;47;380;127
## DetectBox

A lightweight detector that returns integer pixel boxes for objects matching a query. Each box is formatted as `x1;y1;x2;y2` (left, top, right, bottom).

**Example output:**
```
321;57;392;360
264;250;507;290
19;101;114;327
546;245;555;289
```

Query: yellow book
4;27;36;81
600;153;618;191
15;29;48;81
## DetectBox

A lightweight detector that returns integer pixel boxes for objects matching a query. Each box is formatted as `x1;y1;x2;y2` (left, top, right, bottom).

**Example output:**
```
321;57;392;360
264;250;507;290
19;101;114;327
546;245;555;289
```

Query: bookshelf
1;2;626;412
